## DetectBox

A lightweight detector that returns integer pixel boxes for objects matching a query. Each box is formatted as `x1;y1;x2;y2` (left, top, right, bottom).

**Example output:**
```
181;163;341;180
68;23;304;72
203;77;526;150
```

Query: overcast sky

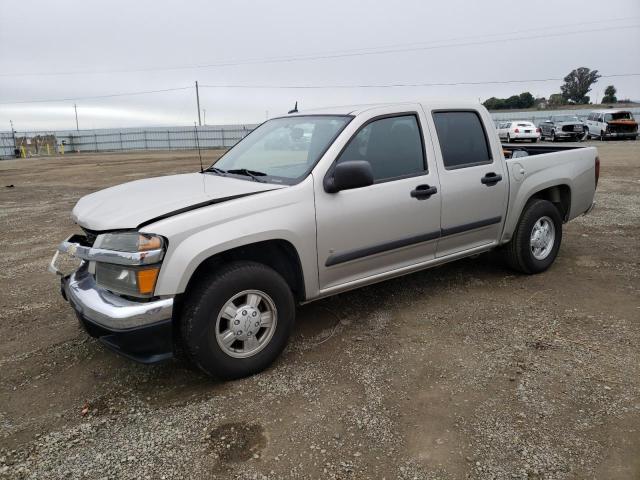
1;0;639;131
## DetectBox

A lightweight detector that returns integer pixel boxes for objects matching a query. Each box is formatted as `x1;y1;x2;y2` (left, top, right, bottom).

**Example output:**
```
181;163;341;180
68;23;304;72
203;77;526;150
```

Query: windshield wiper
227;168;268;183
204;166;227;176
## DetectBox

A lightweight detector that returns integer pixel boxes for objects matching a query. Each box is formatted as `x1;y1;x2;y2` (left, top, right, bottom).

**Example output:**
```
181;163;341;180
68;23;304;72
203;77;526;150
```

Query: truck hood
72;173;283;231
554;120;584;127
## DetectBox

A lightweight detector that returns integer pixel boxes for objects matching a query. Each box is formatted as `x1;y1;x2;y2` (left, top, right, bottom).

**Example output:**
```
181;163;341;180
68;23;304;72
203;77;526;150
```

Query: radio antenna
194;122;204;173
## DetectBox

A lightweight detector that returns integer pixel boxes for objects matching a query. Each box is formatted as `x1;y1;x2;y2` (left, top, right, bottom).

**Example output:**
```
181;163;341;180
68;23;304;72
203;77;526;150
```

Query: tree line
483;67;626;111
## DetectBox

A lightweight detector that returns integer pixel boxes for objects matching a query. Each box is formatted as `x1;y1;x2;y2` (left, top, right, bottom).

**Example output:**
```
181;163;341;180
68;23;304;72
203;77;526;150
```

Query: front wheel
504;199;563;274
180;261;295;379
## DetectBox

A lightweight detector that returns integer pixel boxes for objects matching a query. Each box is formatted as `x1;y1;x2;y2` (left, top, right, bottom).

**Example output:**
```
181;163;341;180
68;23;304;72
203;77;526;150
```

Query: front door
315;111;441;291
427;109;508;257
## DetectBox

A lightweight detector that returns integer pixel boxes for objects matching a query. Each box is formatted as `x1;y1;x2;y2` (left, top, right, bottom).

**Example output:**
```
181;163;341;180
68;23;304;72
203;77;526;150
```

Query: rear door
315;109;441;290
426;109;508;257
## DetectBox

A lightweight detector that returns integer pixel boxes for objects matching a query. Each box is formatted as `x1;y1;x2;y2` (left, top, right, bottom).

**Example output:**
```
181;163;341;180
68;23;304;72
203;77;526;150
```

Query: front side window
212;115;351;184
337;114;425;181
432;111;492;169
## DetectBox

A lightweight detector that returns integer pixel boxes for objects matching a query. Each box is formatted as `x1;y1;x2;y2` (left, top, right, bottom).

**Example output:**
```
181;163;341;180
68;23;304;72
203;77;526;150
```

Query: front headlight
93;232;165;298
94;232;164;252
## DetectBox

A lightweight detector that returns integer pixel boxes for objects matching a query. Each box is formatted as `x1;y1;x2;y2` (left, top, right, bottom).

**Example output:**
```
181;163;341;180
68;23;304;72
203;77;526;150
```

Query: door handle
410;184;437;200
481;172;502;185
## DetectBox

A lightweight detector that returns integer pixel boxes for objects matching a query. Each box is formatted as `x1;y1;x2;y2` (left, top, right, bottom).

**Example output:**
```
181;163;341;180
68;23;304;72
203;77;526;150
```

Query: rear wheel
180;261;295;379
504;199;563;274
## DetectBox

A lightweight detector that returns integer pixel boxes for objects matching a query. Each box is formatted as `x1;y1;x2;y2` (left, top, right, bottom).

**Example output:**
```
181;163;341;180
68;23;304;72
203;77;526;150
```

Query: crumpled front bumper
60;264;175;363
604;131;638;139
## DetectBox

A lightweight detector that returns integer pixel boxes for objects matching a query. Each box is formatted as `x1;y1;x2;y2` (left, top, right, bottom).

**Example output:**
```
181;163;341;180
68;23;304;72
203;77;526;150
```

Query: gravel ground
0;141;638;479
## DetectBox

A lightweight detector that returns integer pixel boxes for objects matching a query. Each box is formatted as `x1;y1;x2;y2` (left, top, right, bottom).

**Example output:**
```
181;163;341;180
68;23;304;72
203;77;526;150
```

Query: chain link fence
0;125;257;160
3;106;639;160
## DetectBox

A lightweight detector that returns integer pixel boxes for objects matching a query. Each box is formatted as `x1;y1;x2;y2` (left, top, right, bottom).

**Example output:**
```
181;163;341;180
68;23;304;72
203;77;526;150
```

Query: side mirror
324;160;374;193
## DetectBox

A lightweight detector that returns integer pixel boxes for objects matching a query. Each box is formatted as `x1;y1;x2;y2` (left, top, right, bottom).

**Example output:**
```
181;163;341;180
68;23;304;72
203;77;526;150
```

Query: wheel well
528;184;571;221
183;240;306;303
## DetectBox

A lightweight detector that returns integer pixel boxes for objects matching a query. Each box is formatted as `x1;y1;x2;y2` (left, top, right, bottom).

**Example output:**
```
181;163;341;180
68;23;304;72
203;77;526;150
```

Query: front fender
143;177;318;298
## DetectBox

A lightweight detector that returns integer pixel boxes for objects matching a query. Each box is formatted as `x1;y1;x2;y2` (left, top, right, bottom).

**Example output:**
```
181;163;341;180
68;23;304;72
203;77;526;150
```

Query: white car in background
497;121;540;143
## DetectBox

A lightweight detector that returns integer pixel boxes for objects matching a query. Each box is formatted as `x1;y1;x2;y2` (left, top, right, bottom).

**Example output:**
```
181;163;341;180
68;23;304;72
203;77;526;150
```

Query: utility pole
9;120;16;151
74;104;79;131
195;81;202;126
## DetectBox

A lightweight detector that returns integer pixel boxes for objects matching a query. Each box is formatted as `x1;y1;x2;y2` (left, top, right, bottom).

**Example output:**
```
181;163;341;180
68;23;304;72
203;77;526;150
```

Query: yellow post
46;144;50;155
60;144;64;155
20;146;26;158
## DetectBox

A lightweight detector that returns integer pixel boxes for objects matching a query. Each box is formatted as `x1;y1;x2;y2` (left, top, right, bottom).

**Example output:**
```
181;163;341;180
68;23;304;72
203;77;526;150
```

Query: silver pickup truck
50;101;598;379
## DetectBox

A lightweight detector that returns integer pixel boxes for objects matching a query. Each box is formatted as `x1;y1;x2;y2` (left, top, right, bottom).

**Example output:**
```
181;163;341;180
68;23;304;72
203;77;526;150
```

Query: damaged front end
49;230;175;363
606;119;638;139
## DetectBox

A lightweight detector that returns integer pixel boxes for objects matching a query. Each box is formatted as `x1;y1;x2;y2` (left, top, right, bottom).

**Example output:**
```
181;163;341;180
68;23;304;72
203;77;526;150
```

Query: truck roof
288;100;482;116
589;109;633;114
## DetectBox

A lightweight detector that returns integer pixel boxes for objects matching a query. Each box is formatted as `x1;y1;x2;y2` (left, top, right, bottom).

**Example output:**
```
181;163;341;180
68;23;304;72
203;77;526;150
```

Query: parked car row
497;109;637;143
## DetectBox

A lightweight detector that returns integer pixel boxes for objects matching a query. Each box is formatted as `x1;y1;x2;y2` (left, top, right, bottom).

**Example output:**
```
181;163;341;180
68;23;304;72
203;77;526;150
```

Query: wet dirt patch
208;422;267;463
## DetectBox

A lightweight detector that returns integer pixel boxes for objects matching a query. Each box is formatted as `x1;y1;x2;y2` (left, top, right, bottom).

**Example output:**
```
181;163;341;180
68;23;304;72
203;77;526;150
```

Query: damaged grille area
609;122;638;134
81;228;99;247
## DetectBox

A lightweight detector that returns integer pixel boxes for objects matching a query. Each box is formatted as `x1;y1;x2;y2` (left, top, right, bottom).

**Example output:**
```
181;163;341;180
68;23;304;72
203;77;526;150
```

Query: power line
1;21;638;78
200;73;640;89
0;86;192;105
1;73;638;105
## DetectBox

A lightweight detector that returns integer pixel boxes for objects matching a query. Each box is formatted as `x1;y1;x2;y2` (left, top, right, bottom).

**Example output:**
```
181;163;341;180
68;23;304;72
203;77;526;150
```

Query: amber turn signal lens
138;234;163;251
136;267;160;295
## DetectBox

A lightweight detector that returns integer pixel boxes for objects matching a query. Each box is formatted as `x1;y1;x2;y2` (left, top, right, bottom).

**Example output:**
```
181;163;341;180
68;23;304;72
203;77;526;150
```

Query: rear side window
337;114;425;181
432;111;492;169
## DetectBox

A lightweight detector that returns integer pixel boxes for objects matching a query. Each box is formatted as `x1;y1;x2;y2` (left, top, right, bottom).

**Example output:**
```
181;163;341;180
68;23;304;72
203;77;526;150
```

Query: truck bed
499;143;597;244
502;143;585;159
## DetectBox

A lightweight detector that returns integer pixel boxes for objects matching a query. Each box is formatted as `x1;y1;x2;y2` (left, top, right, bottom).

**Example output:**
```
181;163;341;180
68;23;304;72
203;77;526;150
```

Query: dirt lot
1;142;639;479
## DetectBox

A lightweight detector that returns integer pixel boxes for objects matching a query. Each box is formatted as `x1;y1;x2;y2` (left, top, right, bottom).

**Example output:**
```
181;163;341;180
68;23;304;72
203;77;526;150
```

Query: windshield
211;115;352;184
604;111;634;122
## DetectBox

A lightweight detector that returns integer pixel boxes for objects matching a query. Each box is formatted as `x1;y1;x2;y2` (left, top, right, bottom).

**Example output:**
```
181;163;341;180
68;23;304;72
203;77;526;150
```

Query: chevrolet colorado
50;101;598;379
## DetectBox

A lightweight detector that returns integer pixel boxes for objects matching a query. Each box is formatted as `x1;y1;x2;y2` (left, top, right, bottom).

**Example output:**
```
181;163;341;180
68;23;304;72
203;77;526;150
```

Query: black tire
504;199;563;274
531;138;538;143
180;261;295;380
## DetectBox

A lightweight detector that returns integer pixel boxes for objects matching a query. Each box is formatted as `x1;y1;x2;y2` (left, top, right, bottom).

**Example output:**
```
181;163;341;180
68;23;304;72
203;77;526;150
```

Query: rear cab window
432;111;493;170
